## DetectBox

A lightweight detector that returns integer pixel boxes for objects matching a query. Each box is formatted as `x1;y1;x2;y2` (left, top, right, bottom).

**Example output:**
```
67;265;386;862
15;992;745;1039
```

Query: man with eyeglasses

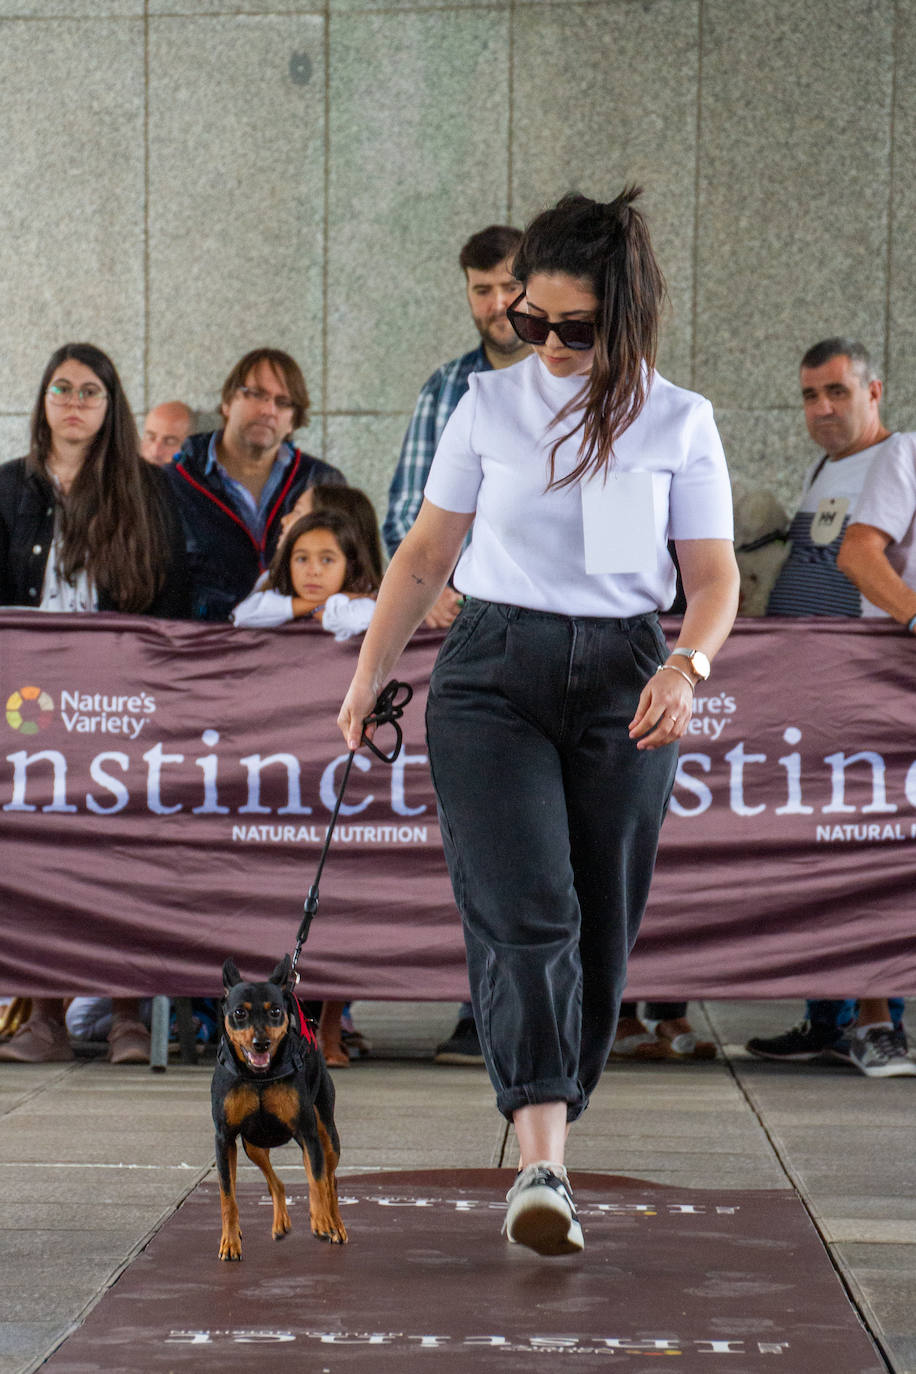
166;347;344;621
382;224;528;632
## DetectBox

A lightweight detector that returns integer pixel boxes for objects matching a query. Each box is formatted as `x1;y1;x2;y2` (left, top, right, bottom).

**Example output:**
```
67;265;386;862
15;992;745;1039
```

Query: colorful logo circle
6;685;54;735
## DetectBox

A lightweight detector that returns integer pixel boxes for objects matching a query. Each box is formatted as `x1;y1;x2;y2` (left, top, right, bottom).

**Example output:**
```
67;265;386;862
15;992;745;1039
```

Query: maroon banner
2;611;915;999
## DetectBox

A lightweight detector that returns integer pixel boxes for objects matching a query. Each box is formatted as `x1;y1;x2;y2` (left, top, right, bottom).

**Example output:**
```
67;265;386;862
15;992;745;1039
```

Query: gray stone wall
0;0;911;523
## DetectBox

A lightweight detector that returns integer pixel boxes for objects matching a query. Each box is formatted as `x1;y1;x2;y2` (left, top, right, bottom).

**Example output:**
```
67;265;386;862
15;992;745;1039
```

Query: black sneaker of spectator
828;1034;855;1065
434;1015;484;1065
745;1019;840;1062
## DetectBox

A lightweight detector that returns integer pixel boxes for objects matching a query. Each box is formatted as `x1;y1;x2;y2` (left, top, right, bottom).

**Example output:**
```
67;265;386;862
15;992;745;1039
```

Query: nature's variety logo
5;685;54;735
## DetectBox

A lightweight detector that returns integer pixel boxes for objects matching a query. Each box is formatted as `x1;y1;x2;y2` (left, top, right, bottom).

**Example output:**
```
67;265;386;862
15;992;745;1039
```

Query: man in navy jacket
166;347;344;620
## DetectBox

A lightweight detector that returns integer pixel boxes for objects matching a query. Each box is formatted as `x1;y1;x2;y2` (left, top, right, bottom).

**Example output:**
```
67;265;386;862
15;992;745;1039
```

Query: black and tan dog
211;954;347;1260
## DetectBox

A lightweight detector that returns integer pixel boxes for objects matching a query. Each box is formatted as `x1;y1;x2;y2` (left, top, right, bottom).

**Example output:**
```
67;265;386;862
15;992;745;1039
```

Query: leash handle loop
361;678;413;763
291;679;413;978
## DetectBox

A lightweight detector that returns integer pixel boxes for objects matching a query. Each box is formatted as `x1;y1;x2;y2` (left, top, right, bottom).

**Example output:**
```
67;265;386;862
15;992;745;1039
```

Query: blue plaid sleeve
382;348;487;556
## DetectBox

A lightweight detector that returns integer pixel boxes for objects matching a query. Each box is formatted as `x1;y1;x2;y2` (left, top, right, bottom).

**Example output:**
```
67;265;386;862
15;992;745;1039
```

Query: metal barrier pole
150;995;169;1073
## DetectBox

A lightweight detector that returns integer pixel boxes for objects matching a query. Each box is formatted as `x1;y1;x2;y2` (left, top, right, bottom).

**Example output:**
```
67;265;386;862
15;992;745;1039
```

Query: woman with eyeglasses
338;189;739;1254
0;341;188;616
0;342;189;1067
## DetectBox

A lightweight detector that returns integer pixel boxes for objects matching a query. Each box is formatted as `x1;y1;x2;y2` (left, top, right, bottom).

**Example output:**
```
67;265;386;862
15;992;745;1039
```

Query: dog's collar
217;1027;312;1082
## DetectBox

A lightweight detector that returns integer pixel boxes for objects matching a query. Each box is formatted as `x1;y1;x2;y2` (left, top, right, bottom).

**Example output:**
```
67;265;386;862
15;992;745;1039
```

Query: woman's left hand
628;667;694;751
628;538;739;751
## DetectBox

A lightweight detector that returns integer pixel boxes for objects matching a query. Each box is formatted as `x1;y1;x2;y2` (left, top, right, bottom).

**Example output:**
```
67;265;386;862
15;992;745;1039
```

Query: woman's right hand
337;676;380;752
335;502;474;751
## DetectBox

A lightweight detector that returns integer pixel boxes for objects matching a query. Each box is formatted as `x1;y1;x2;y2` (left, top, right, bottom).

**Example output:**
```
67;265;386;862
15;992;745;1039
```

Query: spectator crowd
1;223;914;1079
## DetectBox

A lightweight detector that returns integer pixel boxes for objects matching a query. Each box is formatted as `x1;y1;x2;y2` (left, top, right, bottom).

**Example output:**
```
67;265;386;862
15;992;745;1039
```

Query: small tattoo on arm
411;573;424;585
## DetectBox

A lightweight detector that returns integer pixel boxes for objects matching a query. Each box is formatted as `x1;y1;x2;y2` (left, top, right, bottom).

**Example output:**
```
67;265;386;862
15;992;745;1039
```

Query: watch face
691;650;711;680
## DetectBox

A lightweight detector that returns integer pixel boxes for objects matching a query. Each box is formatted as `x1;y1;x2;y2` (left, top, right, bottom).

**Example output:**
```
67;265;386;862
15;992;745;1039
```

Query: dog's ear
222;958;242;991
269;954;293;990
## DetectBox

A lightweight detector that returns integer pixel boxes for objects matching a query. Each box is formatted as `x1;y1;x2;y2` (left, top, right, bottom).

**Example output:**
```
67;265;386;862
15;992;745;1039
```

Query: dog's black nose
252;1037;271;1053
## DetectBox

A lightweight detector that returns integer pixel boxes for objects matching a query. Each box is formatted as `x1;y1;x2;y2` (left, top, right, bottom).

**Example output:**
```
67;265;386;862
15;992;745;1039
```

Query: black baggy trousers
426;598;678;1122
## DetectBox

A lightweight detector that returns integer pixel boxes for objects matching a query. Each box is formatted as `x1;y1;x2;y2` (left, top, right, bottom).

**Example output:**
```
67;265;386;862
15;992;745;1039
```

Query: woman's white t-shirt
424;354;733;618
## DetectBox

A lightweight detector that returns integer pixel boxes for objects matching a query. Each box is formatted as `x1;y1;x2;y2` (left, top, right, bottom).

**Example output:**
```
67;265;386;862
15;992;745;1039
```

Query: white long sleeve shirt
232;588;375;640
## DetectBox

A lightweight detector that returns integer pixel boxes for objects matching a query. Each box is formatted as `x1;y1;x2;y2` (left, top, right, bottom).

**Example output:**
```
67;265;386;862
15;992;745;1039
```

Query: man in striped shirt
382;224;528;629
747;337;913;1078
766;337;889;616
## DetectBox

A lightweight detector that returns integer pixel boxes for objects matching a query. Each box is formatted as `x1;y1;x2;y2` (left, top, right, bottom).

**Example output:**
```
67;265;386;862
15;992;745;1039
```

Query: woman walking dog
339;189;739;1256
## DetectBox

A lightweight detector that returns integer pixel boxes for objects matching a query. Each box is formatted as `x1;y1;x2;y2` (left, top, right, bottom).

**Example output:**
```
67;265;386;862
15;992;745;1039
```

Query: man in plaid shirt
383;224;528;629
382;225;527;1067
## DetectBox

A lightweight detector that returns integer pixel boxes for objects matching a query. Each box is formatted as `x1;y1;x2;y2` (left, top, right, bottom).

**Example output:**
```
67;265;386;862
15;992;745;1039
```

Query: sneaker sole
745;1046;829;1062
433;1052;485;1065
852;1060;916;1078
507;1192;584;1256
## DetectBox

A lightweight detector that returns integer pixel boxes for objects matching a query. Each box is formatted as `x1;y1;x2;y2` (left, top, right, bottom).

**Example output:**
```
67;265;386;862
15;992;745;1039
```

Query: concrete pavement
0;999;913;1373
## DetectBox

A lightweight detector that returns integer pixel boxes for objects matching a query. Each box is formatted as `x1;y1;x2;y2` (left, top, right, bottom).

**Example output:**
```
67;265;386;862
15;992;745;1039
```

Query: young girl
232;510;379;640
279;484;385;585
339;189;739;1254
235;506;380;1067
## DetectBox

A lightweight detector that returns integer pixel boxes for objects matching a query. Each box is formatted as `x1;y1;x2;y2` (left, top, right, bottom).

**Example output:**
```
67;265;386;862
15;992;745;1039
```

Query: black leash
291;679;413;981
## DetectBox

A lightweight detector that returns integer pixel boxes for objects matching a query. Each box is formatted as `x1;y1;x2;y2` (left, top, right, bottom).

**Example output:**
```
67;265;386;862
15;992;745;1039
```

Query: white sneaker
850;1027;916;1078
503;1163;584;1255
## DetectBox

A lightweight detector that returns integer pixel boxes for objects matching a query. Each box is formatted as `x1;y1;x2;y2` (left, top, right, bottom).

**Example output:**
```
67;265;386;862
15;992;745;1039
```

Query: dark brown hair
459;224;522;274
220;348;310;432
306;484;384;583
28;342;173;613
268;511;380;598
511;187;666;489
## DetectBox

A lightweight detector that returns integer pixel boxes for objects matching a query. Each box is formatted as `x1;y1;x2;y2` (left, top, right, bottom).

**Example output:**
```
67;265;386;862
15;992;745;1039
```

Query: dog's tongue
247;1048;272;1071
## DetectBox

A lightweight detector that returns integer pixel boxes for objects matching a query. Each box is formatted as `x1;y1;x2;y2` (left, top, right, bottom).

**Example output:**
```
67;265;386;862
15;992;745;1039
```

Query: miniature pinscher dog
211;954;347;1260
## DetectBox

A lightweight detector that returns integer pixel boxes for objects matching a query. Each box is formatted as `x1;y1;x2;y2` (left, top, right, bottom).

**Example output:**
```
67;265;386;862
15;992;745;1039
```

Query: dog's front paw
312;1216;348;1245
218;1229;243;1261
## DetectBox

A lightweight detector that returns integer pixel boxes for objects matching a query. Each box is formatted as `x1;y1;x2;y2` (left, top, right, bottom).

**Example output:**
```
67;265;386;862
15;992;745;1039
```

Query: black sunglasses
506;292;596;351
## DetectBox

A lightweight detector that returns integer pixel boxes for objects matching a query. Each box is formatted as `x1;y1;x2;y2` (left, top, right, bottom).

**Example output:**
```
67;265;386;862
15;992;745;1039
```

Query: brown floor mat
43;1169;884;1372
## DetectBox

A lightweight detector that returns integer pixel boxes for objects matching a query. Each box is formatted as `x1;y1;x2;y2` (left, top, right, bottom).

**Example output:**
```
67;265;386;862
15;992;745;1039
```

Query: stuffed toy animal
732;482;790;616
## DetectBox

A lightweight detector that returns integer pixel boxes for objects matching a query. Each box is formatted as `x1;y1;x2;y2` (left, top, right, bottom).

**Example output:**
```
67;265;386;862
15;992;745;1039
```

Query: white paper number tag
810;497;849;546
581;469;656;574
